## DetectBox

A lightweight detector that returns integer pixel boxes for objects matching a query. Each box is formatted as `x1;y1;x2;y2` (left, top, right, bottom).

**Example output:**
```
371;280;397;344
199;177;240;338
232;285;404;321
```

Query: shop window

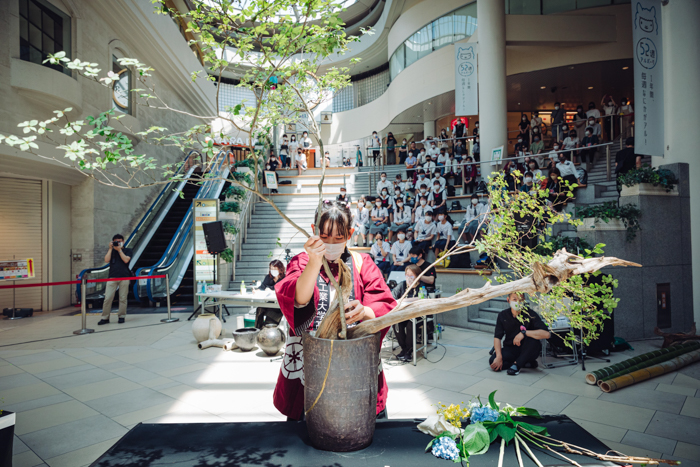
19;0;71;76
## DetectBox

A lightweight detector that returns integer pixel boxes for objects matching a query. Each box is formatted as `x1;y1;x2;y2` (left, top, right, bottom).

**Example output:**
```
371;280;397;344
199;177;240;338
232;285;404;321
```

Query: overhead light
540;86;546;90
428;102;432;105
587;86;594;90
622;66;629;70
569;66;574;70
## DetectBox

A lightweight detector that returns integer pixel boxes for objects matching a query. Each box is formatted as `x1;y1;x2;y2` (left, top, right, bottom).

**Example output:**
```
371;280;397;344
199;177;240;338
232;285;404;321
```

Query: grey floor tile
4;393;73;413
621;430;677;455
411;369;483;393
133;355;200;373
0;372;42;391
645;411;700;446
109;367;161;383
524;390;577;414
83;387;176;418
13;435;29;455
4;350;66;366
19;414;127;460
32;364;97;380
40;368;116;390
598;385;688;414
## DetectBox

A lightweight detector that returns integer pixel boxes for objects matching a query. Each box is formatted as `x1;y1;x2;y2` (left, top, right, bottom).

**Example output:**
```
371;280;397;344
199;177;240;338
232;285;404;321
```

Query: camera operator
98;234;133;325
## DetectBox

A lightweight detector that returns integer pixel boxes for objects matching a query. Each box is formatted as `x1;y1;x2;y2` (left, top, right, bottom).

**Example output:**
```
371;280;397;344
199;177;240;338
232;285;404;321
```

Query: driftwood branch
347;249;641;339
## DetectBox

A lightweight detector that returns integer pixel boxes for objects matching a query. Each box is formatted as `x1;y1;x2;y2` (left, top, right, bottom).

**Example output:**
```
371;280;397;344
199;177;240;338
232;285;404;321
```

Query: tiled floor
2;308;700;467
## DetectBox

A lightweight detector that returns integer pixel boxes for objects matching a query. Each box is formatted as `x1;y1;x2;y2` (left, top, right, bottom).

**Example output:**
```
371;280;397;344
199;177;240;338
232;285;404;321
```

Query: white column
476;0;507;178
657;0;700;323
423;120;435;139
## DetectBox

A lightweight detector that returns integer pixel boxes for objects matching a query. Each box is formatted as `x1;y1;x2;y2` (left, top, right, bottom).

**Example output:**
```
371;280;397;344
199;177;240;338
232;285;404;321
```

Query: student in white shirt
459;194;489;244
586;102;601;120
556;153;579;191
300;131;312;153
427;141;440;159
370;232;392;277
288;135;299;168
418;149;428;165
376;172;392;197
437;149;449;175
390;232;413;272
392;188;407;211
562;130;580;164
434;173;447;190
414;212;437;253
368;199;389;243
411;195;433;232
294;148;306;175
429;180;447;215
424;157;437;175
352;198;370;247
389;198;411;241
433;213;453;258
392;174;405;192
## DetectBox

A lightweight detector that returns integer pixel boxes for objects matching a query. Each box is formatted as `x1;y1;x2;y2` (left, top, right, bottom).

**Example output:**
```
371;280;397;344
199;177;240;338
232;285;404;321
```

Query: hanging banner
632;0;663;157
455;43;478;116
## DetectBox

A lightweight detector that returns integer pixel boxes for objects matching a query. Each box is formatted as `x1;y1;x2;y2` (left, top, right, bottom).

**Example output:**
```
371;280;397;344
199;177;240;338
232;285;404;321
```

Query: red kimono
273;251;396;420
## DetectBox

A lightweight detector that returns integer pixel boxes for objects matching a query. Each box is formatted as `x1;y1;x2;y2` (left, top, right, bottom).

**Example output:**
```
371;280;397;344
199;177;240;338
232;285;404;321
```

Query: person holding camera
98;234;133;325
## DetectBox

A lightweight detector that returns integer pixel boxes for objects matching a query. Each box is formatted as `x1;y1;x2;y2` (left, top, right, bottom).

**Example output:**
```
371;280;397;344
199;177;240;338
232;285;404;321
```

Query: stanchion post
73;275;95;335
161;274;179;323
606;145;611;182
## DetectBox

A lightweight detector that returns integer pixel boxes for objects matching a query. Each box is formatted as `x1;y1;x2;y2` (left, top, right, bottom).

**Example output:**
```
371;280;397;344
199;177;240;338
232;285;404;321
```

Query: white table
194;291;282;330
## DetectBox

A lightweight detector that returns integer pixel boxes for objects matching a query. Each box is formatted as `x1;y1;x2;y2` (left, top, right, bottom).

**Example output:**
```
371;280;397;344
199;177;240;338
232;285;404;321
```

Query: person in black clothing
98;234;133;325
336;186;351;205
407;246;436;292
614;137;641;178
489;292;550;375
390;264;422;361
267;152;280;193
254;260;285;329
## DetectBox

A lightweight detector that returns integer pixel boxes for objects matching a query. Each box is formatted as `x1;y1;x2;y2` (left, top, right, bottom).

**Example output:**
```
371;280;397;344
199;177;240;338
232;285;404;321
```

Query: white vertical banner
632;0;663;157
455;43;478;116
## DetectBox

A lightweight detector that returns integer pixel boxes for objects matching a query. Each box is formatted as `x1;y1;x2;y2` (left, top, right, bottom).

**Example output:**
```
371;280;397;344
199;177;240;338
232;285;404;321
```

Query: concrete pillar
656;0;700;324
476;0;507;178
423;120;435;139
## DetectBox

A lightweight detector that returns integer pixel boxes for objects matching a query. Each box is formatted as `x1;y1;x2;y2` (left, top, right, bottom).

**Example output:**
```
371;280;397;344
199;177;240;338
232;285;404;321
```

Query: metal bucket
303;332;381;452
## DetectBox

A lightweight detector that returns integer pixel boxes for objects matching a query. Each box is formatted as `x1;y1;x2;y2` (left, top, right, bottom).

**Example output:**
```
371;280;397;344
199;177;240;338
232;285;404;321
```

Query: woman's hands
344;300;375;325
304;236;325;267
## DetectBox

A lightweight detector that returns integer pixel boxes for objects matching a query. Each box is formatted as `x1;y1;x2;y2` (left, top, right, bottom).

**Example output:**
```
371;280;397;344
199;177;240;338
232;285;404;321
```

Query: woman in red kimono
274;200;396;421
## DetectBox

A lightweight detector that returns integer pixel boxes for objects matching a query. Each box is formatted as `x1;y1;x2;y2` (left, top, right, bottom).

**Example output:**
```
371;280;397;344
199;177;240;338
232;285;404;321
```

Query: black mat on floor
91;415;619;466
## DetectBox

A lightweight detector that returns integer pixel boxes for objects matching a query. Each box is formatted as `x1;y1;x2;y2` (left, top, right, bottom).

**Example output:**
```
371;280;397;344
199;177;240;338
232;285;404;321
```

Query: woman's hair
528;159;540;169
405;264;421;277
291;134;296;140
550;168;562;178
315;200;353;238
269;260;286;279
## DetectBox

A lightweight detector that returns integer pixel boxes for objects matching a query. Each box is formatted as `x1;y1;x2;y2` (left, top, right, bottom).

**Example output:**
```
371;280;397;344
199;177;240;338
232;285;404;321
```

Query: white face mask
438;215;445;221
375;203;382;208
270;269;279;277
381;176;386;181
425;217;432;223
475;124;479;128
266;165;271;170
395;191;401;196
397;202;403;208
358;202;364;207
420;189;426;194
510;301;523;312
397;233;406;241
382;191;388;196
517;139;522;143
471;199;478;205
420;199;427;206
555;106;560;110
524;177;533;184
553;146;560;151
433;186;440;191
323;242;346;262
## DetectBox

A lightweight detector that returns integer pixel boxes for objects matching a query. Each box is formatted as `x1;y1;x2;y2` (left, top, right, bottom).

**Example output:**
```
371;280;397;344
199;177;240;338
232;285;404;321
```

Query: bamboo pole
600;349;700;393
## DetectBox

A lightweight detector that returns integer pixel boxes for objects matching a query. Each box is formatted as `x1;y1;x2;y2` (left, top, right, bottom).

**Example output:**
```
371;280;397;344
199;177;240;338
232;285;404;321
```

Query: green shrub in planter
617;165;679;192
221;201;241;213
224;185;245;200
222;221;239;236
575;202;641;242
220;248;234;263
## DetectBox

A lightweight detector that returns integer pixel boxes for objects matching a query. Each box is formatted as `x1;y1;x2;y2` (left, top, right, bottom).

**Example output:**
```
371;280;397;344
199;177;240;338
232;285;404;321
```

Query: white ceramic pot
192;313;222;342
577;217;626;232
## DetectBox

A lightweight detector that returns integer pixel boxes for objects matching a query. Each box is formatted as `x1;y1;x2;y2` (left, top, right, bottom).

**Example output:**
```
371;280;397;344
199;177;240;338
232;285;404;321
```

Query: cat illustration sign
455;44;478;116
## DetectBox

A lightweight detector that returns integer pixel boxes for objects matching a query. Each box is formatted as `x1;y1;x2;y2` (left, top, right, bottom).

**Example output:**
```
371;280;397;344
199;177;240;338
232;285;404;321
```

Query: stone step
468;317;497;327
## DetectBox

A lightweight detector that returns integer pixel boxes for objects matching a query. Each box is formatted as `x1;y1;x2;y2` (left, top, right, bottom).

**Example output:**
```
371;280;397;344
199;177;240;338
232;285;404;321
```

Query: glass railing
76;151;198;302
506;0;630;15
136;150;231;302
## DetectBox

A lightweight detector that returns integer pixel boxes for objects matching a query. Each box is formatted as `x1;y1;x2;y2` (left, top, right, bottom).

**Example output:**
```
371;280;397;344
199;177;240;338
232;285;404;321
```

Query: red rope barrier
0;275;167;289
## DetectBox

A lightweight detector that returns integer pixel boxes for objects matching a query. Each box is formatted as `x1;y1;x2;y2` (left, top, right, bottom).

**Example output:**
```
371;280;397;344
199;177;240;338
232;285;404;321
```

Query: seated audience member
429;180;447;215
378;187;392;213
520;172;536;194
427;140;440;160
463;156;477;193
391;264;423;361
587;116;602;139
526;159;543;180
370;232;392;277
454;140;464;158
489;293;551;376
266;152;280;193
408;246;436;292
514;136;528;156
529;136;544;155
368;198;389;243
546;168;566;212
418;148;428;165
411;195;433;231
562;130;580;164
390;231;413;272
472;136;480;162
393;174;405;192
413;211;437;253
614;137;641;178
376;172;392;197
254;260;285;328
336;186;351;204
444;153;458;183
352;197;370;246
459;194;488;244
580;127;599;170
425;155;437;175
433;213;453;259
556;152;579;190
389;197;411;241
434;171;447;190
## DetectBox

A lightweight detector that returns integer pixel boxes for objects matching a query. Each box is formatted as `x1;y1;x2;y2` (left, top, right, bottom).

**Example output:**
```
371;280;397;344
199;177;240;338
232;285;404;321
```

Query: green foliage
223;185;245;200
232;171;253;186
618;165;679;192
533;235;592;257
220;201;241;213
219;248;234;263
222;221;239;236
575;202;642;242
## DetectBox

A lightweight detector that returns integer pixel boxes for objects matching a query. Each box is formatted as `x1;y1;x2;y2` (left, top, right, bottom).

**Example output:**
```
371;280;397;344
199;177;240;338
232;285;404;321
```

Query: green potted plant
219;201;242;223
0;403;15;466
618;165;679;197
223;185;245;202
575;202;641;242
222;221;239;241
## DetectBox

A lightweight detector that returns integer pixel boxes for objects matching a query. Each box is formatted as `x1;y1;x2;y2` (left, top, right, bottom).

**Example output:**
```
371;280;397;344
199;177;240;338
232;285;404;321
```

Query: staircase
264;167;368;202
467;296;508;333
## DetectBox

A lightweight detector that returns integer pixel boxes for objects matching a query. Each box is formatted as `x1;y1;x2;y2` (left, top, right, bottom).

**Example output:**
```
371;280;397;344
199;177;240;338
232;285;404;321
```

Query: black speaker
202;221;227;254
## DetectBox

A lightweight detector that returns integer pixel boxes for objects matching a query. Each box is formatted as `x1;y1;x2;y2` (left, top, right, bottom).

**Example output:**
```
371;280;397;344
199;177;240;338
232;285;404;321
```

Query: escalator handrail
144;154;231;301
75;151;197;300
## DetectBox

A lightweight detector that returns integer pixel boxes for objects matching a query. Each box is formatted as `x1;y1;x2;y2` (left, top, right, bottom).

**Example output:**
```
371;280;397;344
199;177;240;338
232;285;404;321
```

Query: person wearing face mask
619;98;634;139
390;264;423;361
489;292;550;376
444;152;457;183
562;130;580;164
453;139;464;158
587;117;602;139
398;138;408;165
393;175;405;192
429;181;446;215
530;112;542;136
514;136;528;157
336;186;351;204
370;233;392;277
418;148;428;165
355;144;363;167
458;194;488;247
424;155;437;175
437;148;449;175
439;128;450;150
352;197;370;246
405;149;417;178
433;213;453;259
452;118;466;142
98;234;133;325
368;198;389;243
427;139;440;160
518;113;531;147
376;172;392;197
289;134;299;168
411;194;432;229
413;211;437;253
556;152;578;191
586;101;601;120
472;121;480;136
300;131;313;161
546;143;560;170
386;132;397;165
279;134;289;169
526;160;543;181
580;126;600;171
295;148;307;176
266;152;280;193
462;156;477;194
273;200;395;421
550;102;565;143
529;135;544;156
388;196;411;242
573;105;587;141
546;168;565;212
390;230;412;272
370;131;382;166
407;247;436;291
472;136;480;162
600;95;617;142
254;260;286;328
519;171;536;194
